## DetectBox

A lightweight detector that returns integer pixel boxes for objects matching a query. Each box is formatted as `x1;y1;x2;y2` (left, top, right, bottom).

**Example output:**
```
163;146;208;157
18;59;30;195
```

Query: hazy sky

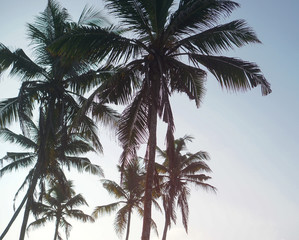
0;0;298;240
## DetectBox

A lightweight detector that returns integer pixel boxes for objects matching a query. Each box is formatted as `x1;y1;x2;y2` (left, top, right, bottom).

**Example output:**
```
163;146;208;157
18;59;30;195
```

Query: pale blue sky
0;0;298;240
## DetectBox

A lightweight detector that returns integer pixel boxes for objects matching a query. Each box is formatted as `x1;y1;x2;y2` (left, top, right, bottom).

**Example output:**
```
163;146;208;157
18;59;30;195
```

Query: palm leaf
0;155;36;177
114;205;129;235
167;58;206;107
63;156;104;176
26;217;49;231
67;209;94;222
177;19;261;55
0;44;45;80
166;0;240;37
0;128;37;149
181;161;212;174
78;5;110;27
65;194;88;208
102;180;127;199
52;25;141;64
118;88;149;166
92;202;122;218
191;54;271;95
177;186;190;232
0;97;19;127
105;0;153;37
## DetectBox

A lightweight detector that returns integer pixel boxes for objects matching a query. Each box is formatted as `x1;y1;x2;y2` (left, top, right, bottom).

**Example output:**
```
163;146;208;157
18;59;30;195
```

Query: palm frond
105;0;153;37
26;217;49;231
73;114;103;152
27;0;71;56
60;139;95;155
0;155;36;177
102;180;127;199
177;186;189;232
67;209;94;222
181;161;212;174
0;128;37;149
167;58;206;107
65;194;88;208
0;44;45;80
78;5;110;27
64;70;99;95
90;102;120;129
63;157;104;176
52;25;141;64
114;205;129;235
166;0;240;37
118;89;149;166
183;178;217;192
178;19;261;55
0;97;19;127
92;202;122;218
30;201;53;217
60;217;72;240
191;54;271;95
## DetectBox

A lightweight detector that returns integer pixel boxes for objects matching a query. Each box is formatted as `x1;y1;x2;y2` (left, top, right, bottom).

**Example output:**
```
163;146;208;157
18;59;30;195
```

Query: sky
0;0;299;240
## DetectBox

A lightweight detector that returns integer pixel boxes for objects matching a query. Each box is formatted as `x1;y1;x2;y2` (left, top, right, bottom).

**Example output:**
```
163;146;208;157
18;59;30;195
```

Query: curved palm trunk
0;192;28;240
125;209;132;240
141;104;157;240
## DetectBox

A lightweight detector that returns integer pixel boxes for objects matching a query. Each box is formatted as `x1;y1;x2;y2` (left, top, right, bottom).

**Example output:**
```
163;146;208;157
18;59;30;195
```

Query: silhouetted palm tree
0;1;117;239
28;180;94;240
93;159;159;240
53;1;271;238
0;113;103;239
156;135;216;240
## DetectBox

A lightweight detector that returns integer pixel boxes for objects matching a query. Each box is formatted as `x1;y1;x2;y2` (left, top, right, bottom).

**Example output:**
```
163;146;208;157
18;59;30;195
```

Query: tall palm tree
92;159;159;240
0;1;117;239
156;135;216;240
0;113;103;239
51;1;271;239
27;179;94;240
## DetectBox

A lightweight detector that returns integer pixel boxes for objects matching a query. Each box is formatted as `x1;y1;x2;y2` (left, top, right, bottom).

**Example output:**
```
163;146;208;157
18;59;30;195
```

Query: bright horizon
0;0;298;239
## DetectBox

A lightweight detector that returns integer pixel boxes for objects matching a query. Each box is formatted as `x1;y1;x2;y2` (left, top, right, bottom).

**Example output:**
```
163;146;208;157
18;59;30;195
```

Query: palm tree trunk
19;162;41;240
20;107;49;240
53;215;61;240
141;104;157;240
125;209;132;240
162;212;170;240
0;192;28;240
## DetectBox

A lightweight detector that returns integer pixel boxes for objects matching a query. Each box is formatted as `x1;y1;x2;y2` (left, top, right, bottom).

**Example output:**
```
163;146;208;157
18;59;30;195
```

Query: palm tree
155;135;216;240
27;179;94;240
0;113;103;239
0;1;117;238
92;159;159;240
50;1;271;239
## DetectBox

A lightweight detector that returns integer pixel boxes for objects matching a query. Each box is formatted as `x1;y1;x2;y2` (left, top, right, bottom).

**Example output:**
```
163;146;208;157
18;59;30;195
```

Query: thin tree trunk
20;108;49;240
162;211;170;240
141;105;157;240
0;192;28;240
19;163;41;240
125;210;132;240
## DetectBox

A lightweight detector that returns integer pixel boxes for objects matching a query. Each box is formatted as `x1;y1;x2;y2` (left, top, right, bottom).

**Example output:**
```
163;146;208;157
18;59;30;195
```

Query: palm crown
156;135;216;239
92;159;159;240
28;179;94;240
